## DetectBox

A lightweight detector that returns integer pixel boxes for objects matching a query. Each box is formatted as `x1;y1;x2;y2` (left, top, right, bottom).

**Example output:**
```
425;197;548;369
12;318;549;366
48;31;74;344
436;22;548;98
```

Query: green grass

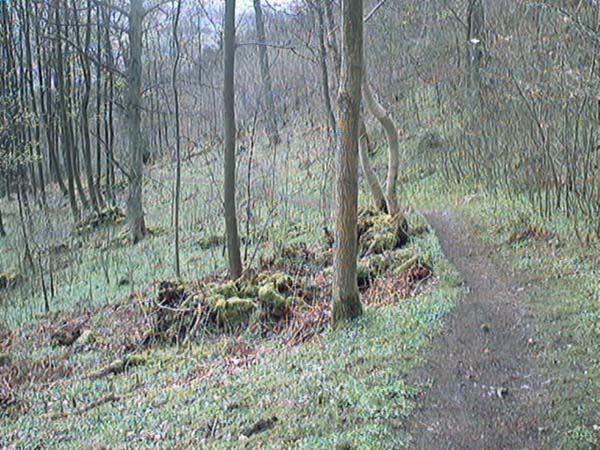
0;133;466;449
0;217;463;449
0;139;332;328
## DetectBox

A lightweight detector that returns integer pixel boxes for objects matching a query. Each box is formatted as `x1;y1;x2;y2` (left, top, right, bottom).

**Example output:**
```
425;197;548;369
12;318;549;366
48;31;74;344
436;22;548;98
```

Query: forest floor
0;147;598;448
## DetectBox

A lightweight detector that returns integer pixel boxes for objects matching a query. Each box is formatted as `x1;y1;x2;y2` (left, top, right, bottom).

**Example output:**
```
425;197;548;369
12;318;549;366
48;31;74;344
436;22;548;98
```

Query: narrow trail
405;210;549;449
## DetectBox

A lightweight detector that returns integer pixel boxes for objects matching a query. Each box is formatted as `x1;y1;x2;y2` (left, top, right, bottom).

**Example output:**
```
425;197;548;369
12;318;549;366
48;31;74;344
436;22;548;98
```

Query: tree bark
253;0;280;146
173;0;182;277
358;116;387;212
53;0;80;220
0;207;6;237
362;74;400;214
126;0;146;243
467;0;485;104
75;0;100;212
332;0;363;324
314;1;337;137
224;0;243;280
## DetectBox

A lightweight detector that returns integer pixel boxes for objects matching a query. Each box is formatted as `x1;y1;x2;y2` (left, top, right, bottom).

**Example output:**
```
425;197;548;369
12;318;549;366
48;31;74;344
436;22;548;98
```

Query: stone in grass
75;329;101;346
0;352;10;367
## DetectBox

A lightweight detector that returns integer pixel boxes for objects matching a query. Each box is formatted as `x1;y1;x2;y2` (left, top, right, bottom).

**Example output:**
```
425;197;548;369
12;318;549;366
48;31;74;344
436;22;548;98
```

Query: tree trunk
332;0;363;325
126;0;146;243
173;0;182;277
358;116;387;212
362;74;400;214
75;0;100;212
253;0;280;146
314;1;337;137
0;207;6;237
467;0;485;105
224;0;243;280
54;0;80;220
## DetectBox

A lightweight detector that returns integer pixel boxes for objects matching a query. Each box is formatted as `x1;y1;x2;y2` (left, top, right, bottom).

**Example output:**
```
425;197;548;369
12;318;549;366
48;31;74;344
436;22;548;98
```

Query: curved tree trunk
332;0;363;325
362;74;400;214
358;116;386;212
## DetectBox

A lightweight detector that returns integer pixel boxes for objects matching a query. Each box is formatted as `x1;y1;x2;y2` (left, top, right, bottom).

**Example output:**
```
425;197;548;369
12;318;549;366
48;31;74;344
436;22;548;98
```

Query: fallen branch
46;393;121;420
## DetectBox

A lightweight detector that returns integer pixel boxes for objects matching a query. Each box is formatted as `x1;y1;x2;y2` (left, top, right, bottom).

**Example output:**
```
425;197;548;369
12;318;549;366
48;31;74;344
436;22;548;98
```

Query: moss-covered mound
358;209;410;256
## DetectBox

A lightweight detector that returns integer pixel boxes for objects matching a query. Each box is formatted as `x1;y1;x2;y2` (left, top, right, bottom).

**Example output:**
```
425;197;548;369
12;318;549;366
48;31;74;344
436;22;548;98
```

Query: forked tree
332;0;363;324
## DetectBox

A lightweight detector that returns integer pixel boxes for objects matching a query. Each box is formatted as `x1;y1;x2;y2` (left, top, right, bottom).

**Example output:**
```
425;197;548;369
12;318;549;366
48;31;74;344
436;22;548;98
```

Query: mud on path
405;210;550;450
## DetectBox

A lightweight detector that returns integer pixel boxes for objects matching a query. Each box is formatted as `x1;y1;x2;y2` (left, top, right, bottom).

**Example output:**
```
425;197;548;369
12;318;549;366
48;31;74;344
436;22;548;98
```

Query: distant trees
253;0;280;146
332;0;364;324
223;0;243;280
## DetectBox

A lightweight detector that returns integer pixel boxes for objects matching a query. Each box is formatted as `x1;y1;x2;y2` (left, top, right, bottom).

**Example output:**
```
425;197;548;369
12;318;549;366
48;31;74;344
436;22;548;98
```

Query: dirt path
405;210;549;449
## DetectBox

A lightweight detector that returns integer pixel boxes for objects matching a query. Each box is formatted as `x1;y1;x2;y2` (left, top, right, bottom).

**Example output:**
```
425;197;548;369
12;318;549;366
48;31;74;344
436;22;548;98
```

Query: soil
404;210;549;450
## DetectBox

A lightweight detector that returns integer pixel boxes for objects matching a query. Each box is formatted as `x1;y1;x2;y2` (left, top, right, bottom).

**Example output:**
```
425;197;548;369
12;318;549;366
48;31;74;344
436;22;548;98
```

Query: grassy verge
406;173;600;449
0;214;463;449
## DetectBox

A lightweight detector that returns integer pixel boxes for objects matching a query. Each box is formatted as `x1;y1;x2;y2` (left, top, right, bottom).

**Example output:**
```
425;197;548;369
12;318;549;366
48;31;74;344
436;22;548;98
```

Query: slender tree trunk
0;207;6;237
54;0;79;220
126;0;146;243
467;0;485;105
358;117;386;211
94;2;105;208
323;0;341;78
362;74;400;214
173;0;182;277
75;0;100;212
314;1;337;137
223;0;243;280
253;0;280;146
332;0;363;324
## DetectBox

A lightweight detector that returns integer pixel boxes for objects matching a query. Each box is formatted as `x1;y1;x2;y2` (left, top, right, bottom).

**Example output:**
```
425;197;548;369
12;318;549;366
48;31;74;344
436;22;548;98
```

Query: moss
197;234;225;250
239;282;259;298
213;297;257;328
257;272;294;293
213;281;239;298
74;206;125;234
0;272;22;290
366;254;391;275
357;264;371;289
258;285;292;319
75;329;100;346
359;213;410;255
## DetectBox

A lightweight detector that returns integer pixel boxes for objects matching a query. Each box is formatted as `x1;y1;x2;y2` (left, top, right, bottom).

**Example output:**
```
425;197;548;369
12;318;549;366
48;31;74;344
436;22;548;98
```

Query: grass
0;132;465;448
0;210;463;449
405;170;600;449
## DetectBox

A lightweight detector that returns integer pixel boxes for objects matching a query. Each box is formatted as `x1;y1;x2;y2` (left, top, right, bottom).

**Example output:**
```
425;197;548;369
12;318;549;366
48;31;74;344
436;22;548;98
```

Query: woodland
0;0;599;448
